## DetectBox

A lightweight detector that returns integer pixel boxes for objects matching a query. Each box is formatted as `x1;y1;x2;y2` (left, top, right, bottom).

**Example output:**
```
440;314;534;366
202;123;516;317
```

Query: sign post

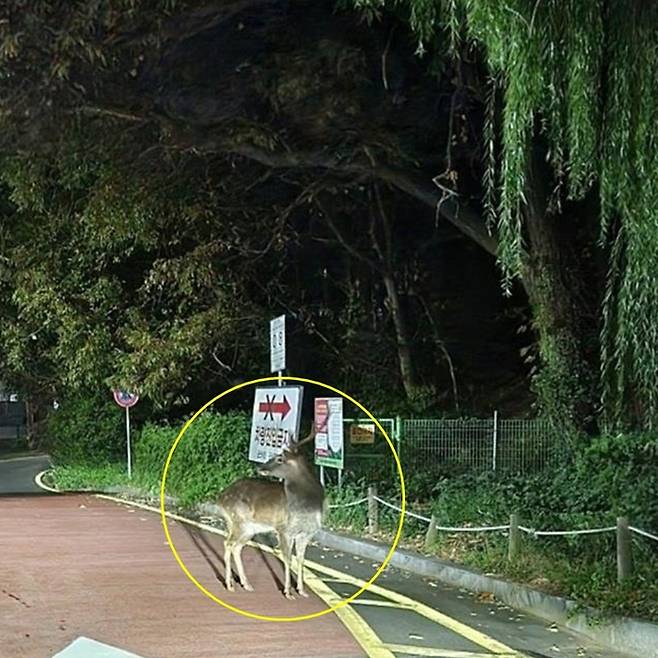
249;385;303;463
314;397;344;487
113;390;139;478
270;315;286;387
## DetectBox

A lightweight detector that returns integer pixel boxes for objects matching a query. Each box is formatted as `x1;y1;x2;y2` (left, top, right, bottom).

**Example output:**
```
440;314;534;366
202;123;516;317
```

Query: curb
317;529;658;658
39;475;658;658
34;469;60;493
33;470;177;504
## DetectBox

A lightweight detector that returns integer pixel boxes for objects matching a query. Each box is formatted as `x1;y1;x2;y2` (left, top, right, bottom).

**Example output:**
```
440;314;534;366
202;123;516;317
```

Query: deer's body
217;441;324;598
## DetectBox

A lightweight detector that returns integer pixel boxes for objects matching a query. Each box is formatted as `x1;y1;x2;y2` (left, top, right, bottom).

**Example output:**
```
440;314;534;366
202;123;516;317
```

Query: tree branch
315;196;382;272
76;106;148;123
210;143;498;256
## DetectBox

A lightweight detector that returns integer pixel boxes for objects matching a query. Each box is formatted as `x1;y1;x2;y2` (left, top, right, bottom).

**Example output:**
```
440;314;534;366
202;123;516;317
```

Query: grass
50;462;160;493
430;532;658;622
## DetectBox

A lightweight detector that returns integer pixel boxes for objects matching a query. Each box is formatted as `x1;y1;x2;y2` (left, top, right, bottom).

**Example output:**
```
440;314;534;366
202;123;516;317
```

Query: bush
416;433;658;534
135;410;254;505
46;394;125;466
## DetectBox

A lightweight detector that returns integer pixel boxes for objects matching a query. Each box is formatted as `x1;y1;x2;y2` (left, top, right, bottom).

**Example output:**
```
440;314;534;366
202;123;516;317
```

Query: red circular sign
113;390;139;408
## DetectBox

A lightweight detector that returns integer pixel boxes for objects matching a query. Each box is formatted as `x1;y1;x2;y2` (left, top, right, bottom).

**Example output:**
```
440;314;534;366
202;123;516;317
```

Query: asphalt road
0;459;639;658
0;454;51;494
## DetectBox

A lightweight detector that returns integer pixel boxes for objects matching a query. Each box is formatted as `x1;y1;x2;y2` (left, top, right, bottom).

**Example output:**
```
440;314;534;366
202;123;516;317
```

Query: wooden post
424;515;438;550
367;485;378;534
508;513;520;562
617;516;632;583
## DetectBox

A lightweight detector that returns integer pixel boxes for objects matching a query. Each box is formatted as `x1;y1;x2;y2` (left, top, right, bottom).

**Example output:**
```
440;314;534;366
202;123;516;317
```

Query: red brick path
0;494;365;658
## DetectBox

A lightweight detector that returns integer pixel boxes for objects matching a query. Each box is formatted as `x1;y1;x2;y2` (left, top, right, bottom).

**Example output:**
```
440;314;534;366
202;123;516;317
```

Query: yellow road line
94;494;527;658
381;646;517;658
303;560;526;657
303;569;395;658
349;598;414;610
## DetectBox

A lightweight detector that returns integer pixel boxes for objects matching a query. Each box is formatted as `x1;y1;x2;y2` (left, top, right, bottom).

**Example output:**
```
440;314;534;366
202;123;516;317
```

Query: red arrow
259;395;291;420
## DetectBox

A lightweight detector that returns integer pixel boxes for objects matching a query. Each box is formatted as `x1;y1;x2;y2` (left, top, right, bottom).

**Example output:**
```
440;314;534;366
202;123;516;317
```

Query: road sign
249;385;303;463
113;390;139;408
270;315;286;373
350;422;376;444
112;390;139;479
314;397;344;469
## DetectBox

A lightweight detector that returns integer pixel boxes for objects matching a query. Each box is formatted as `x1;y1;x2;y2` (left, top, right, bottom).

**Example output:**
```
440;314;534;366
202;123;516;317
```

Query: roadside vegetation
47;406;658;624
328;432;658;623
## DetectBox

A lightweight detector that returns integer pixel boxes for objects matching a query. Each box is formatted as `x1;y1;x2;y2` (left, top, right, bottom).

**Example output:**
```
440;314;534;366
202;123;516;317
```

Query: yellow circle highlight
160;375;406;622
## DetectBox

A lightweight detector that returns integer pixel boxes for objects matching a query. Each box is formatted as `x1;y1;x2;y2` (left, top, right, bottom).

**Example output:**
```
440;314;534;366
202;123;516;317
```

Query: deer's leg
232;536;254;592
294;536;310;597
224;536;235;592
279;533;294;599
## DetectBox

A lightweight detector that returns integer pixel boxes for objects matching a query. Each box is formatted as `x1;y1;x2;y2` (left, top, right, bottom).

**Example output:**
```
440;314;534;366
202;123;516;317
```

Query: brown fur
217;448;324;598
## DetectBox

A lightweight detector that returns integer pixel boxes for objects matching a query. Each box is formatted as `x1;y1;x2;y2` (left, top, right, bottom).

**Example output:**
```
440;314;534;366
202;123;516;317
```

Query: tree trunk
381;269;418;399
521;148;597;437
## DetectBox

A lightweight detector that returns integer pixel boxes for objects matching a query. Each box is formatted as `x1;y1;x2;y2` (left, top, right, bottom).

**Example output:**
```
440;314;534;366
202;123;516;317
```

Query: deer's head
258;448;299;479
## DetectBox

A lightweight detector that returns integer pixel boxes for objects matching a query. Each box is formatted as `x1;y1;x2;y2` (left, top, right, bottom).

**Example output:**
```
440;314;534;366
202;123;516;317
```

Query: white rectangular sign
270;315;286;373
249;385;303;463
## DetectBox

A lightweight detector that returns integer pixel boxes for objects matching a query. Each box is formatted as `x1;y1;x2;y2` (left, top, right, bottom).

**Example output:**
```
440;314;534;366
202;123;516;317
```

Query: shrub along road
0;474;638;658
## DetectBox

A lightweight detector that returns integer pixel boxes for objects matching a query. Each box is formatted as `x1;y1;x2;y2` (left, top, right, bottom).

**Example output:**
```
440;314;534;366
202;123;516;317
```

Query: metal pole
320;465;325;487
277;370;283;387
492;409;498;471
126;406;132;479
338;467;343;491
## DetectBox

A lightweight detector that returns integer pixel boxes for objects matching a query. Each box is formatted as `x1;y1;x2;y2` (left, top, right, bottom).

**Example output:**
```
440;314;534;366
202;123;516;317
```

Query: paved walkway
0;494;364;658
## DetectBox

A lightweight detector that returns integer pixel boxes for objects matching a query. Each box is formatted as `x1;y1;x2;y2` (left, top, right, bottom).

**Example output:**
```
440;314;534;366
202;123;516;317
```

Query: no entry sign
112;389;139;479
249;385;303;463
113;390;139;408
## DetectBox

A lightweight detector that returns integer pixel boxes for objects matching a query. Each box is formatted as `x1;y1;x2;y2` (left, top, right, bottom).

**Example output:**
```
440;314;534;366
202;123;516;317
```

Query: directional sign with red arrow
249;386;303;463
258;394;291;421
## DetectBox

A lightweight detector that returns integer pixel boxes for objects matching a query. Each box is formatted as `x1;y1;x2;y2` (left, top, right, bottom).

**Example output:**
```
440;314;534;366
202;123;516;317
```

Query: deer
216;423;324;599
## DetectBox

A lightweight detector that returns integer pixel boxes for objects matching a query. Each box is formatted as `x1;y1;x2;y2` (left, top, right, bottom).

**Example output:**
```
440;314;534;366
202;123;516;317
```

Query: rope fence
327;496;369;509
327;485;658;583
629;526;658;542
518;525;617;537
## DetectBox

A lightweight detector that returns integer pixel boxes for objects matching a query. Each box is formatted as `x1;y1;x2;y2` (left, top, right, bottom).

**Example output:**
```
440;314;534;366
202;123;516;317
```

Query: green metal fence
339;414;566;483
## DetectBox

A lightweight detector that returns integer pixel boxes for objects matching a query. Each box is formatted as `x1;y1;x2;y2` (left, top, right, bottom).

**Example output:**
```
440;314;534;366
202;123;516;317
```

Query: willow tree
349;0;658;432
